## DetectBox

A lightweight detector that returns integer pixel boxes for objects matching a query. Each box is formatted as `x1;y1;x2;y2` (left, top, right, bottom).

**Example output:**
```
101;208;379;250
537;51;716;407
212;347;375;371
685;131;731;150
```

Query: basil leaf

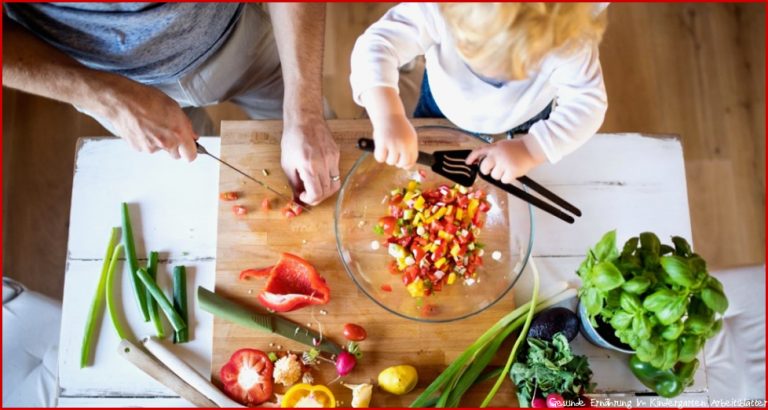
577;253;594;279
659;244;675;255
684;315;712;335
706;318;723;339
594;230;617;261
620;292;642;313
706;276;724;292
660;341;679;370
678;335;703;363
660;321;684;340
639;232;661;256
590;261;625;291
655;295;687;325
701;286;728;314
610;310;633;330
582;287;603;317
636;339;658;363
621;237;639;257
622;276;651;294
631;314;652;339
643;289;677;312
672;236;692;257
660;255;696;288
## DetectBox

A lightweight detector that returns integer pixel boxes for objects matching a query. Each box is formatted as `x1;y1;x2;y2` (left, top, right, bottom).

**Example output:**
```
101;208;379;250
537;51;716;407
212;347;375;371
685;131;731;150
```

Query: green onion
410;280;574;408
146;251;165;338
480;259;541;407
121;203;149;322
172;266;189;343
136;267;186;332
105;244;129;340
80;227;119;368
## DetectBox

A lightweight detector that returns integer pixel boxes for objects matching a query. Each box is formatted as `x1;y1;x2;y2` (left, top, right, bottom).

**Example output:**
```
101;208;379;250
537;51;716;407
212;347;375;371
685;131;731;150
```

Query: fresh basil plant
577;231;728;370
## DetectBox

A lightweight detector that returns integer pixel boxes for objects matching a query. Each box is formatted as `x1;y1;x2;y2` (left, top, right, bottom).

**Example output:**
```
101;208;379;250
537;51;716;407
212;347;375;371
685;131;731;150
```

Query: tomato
232;205;247;216
389;193;403;206
261;197;271;211
220;349;274;406
478;200;491;212
381;284;393;292
220;191;239;201
343;323;368;341
388;260;400;275
378;216;397;236
282;201;304;219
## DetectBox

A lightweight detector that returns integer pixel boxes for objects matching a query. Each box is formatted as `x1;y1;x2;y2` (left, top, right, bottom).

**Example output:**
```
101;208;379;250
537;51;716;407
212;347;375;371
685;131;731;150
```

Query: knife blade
195;142;310;213
197;287;343;356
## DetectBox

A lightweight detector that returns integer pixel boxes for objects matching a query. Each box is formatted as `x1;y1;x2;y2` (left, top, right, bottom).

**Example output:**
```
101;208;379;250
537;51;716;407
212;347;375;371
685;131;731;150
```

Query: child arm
520;44;608;164
351;3;441;168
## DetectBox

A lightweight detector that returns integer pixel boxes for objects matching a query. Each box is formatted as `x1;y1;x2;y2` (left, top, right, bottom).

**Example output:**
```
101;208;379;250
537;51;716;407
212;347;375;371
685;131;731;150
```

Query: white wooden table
57;133;710;407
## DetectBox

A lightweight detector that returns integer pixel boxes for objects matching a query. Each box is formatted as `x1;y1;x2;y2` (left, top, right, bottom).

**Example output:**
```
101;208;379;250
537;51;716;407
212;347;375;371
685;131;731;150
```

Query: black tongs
357;138;581;224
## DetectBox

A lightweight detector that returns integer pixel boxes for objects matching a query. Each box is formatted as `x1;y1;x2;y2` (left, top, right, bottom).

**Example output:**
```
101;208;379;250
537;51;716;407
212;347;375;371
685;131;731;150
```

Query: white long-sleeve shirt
350;3;608;163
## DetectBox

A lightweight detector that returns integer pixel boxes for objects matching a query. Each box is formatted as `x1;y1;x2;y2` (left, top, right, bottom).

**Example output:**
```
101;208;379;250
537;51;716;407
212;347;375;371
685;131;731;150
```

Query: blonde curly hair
440;3;607;80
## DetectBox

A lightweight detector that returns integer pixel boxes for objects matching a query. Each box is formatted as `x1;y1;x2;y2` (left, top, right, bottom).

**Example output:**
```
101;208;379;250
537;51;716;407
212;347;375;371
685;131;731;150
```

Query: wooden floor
3;3;764;300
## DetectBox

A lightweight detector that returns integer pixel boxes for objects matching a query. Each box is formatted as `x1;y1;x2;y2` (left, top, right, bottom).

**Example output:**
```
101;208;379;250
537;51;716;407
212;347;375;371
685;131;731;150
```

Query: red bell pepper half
219;348;274;406
243;253;331;312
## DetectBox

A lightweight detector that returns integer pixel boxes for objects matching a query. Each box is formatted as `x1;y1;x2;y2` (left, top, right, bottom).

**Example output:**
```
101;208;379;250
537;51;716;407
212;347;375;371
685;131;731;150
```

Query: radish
546;393;565;408
531;397;548;408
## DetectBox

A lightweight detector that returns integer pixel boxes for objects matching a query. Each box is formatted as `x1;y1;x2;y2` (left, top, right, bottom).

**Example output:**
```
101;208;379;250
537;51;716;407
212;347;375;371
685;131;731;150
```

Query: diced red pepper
220;191;239;201
381;284;393;292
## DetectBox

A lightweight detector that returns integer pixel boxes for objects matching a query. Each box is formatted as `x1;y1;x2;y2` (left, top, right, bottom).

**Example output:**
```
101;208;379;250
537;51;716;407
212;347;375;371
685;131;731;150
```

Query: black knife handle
356;138;434;167
479;173;575;224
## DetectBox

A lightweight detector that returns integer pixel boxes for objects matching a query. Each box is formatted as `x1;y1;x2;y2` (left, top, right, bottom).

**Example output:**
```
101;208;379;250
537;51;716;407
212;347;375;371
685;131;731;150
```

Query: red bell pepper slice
239;266;273;280
219;348;274;406
256;253;330;312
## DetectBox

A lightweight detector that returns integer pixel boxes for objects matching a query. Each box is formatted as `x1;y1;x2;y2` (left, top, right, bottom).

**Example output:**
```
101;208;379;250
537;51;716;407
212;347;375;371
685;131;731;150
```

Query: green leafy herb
576;231;728;376
510;333;594;407
373;225;385;235
268;352;278;362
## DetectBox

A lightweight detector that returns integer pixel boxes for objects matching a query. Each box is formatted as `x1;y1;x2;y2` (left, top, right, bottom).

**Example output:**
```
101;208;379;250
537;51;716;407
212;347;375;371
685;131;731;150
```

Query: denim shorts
413;71;553;140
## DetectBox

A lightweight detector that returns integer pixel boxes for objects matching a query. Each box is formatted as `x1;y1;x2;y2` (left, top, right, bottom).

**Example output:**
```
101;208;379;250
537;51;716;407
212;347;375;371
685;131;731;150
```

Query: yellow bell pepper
447;272;457;285
406;278;425;297
467;199;480;219
456;208;464;221
413;195;426;211
434;257;447;269
281;384;336;408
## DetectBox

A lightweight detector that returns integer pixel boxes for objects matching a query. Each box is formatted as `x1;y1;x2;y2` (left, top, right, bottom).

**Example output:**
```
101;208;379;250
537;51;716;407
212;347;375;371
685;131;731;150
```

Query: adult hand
465;138;544;183
371;114;418;169
280;114;341;206
99;81;199;161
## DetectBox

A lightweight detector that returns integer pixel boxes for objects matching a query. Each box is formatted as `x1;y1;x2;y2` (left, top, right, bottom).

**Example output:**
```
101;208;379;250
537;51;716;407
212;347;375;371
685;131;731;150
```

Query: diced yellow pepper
429;243;439;253
438;230;453;241
413;196;426;211
467;199;480;219
435;257;447;268
407;279;425;297
412;213;422;226
450;243;461;258
397;259;408;271
447;273;457;285
456;208;464;220
433;207;447;221
407;180;419;191
446;205;454;216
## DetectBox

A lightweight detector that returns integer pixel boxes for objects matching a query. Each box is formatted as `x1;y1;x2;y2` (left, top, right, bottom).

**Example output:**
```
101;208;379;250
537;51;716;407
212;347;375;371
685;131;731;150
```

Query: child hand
465;139;544;183
371;114;419;169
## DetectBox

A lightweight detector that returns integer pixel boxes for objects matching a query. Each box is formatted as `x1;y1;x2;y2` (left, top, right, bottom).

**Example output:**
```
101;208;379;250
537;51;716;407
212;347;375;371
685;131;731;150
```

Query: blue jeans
413;71;552;138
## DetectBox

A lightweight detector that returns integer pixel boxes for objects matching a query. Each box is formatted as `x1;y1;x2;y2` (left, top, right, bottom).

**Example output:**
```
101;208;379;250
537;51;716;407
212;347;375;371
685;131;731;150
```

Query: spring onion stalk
121;202;149;322
136;267;187;332
410;281;575;408
172;266;189;344
480;258;541;407
105;244;129;340
146;251;165;338
80;227;119;368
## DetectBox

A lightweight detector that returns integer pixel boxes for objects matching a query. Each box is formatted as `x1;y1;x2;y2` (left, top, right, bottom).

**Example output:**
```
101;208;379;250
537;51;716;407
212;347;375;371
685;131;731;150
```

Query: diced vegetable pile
375;180;491;297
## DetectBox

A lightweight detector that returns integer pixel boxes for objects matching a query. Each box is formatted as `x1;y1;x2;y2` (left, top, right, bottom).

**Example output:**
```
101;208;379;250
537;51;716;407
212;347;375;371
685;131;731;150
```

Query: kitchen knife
195;142;310;213
356;138;579;224
196;286;343;356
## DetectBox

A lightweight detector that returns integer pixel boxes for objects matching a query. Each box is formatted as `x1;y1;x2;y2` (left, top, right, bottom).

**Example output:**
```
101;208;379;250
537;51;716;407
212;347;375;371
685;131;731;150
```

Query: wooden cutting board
212;119;518;407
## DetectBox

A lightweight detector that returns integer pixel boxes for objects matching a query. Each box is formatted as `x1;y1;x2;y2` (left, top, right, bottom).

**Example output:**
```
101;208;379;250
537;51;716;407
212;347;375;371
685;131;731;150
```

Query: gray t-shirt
4;3;244;84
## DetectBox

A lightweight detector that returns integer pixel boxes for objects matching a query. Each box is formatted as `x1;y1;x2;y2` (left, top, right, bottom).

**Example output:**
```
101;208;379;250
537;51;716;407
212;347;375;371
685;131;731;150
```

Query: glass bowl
335;125;534;322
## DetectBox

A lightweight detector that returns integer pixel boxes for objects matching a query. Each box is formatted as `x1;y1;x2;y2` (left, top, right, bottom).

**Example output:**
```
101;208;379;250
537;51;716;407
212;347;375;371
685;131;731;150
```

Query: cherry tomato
232;205;247;216
379;216;397;235
342;323;368;341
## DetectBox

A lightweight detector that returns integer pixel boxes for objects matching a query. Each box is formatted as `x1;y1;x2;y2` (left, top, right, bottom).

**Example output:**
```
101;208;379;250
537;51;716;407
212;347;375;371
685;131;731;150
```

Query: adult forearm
3;18;131;118
267;3;326;122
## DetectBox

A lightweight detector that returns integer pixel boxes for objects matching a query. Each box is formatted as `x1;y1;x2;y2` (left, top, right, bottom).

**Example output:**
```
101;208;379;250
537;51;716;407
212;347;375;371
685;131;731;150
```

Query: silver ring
331;175;341;182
